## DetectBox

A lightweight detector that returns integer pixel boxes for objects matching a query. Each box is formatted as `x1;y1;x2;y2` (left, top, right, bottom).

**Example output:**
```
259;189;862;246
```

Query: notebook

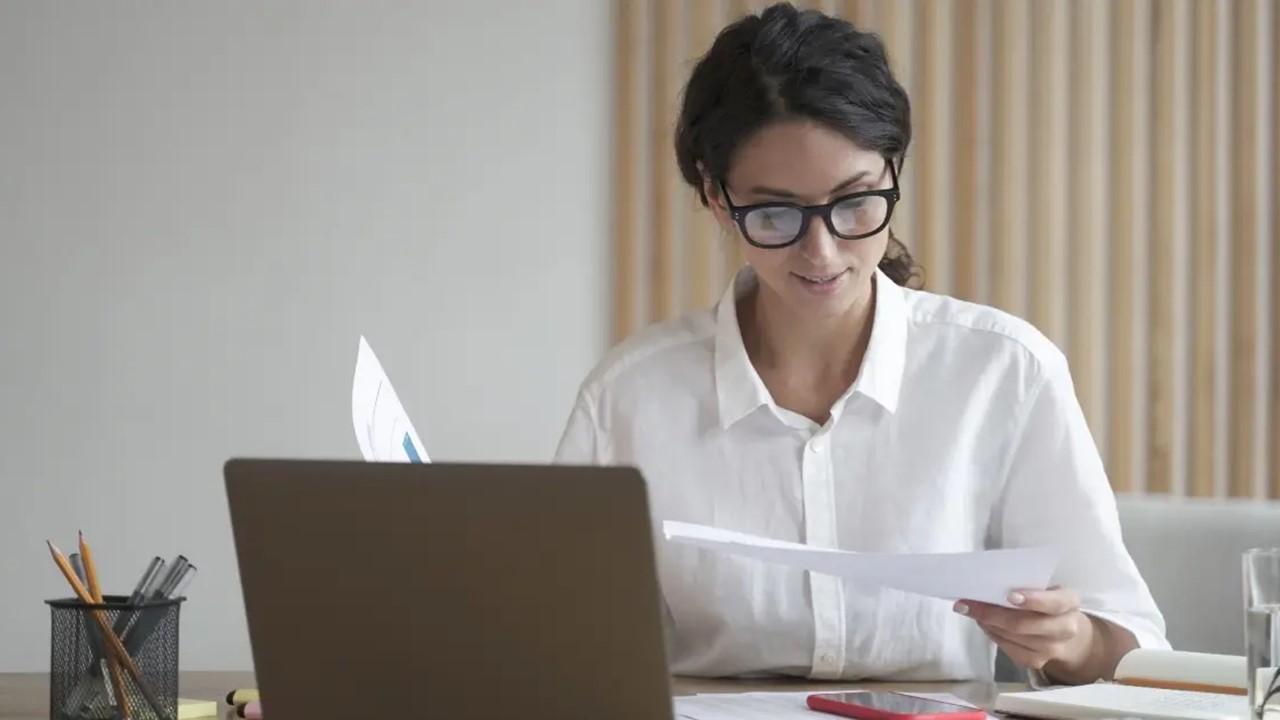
993;650;1250;720
993;683;1248;720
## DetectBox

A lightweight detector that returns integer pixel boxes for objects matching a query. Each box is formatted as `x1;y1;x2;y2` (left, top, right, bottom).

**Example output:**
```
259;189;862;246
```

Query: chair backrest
1115;494;1280;654
995;495;1280;680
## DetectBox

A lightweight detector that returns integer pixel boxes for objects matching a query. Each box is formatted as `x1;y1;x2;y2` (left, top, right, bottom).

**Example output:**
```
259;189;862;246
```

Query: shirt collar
848;267;907;415
714;268;775;429
713;266;908;429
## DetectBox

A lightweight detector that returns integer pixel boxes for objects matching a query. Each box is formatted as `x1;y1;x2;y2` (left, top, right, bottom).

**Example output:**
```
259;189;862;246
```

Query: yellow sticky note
177;698;218;719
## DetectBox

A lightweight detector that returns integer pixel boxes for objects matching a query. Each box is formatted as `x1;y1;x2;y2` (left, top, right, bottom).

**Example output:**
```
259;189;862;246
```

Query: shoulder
899;285;1067;378
574;307;717;406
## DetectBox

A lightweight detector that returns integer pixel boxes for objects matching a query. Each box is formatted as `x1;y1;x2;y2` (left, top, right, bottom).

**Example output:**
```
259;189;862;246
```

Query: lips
794;269;847;284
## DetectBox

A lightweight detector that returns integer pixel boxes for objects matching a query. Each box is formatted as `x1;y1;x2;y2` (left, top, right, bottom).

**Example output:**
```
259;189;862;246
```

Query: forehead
726;119;883;196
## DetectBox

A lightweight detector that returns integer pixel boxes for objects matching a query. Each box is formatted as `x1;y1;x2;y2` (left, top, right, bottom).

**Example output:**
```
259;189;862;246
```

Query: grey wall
0;1;611;671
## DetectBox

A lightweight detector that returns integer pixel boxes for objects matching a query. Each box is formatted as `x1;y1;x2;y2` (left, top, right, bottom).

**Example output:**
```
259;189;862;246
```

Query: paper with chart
352;336;428;463
663;521;1057;608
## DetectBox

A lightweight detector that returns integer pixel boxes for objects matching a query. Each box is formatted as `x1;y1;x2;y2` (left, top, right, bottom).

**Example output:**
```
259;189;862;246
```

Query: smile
794;269;848;285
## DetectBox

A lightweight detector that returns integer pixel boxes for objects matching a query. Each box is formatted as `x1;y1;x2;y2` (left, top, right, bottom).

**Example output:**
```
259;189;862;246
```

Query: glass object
1245;548;1280;718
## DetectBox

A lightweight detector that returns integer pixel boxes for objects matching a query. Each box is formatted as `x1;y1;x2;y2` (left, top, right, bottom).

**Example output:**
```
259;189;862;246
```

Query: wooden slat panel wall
1272;1;1280;500
612;0;1280;498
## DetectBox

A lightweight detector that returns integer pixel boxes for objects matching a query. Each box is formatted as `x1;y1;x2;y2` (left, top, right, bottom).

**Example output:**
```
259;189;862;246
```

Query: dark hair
674;2;922;288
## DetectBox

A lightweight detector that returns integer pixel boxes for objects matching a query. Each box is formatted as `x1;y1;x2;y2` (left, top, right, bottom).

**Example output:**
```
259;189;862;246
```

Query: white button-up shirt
554;267;1167;681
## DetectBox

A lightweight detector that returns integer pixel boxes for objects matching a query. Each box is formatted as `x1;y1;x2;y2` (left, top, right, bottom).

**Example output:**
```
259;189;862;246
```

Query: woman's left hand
954;587;1130;684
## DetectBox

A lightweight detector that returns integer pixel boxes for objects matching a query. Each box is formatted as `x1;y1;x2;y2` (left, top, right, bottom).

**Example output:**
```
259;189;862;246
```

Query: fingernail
954;602;969;616
1008;592;1026;606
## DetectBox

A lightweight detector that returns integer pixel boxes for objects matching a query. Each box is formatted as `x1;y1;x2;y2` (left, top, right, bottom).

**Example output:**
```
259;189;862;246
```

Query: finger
1008;586;1081;616
956;601;1075;640
980;622;1038;653
980;624;1053;671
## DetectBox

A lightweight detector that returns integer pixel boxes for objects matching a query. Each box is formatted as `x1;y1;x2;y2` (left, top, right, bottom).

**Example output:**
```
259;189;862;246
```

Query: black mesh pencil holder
46;596;183;720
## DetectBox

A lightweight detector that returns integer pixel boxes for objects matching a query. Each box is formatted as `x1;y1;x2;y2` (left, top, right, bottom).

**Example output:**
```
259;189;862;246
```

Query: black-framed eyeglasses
1259;667;1280;716
719;159;900;249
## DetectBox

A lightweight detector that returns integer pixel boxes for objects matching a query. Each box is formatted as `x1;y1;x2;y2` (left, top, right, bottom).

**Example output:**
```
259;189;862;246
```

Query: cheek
845;231;891;269
742;243;790;277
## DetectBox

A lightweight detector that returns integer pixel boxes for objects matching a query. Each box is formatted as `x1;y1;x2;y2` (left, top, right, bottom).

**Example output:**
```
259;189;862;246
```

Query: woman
555;3;1166;684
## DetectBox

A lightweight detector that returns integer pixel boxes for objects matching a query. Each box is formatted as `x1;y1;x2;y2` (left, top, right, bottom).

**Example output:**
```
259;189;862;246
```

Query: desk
0;672;1014;720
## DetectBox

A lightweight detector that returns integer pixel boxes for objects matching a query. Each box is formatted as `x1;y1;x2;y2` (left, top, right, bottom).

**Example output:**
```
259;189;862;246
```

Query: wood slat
613;0;643;343
1068;0;1111;443
1228;0;1261;498
1028;1;1069;347
649;0;681;323
1272;0;1280;500
1260;0;1276;501
1148;0;1191;495
720;0;750;283
840;0;876;28
1212;0;1232;498
990;0;1029;317
1189;0;1219;497
950;0;985;303
915;0;953;293
876;0;917;276
1106;0;1148;495
952;0;977;299
728;0;758;19
684;0;724;307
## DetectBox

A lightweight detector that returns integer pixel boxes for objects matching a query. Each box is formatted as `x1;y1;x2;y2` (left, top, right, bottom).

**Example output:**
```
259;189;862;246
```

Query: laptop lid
225;459;674;719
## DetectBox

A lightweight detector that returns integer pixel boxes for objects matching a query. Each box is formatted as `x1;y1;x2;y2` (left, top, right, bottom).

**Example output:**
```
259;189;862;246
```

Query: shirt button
808;440;825;453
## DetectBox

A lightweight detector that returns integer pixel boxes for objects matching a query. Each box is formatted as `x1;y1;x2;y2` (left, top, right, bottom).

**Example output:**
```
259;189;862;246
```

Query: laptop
224;459;675;719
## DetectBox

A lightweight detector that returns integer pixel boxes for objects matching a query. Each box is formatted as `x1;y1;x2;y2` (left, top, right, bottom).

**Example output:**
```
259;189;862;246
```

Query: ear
698;162;735;233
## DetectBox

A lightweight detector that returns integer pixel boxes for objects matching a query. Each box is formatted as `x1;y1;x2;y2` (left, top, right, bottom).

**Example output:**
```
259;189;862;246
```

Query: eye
831;194;890;237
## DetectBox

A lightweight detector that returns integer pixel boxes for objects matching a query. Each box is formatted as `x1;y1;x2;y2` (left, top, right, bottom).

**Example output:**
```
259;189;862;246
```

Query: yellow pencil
47;540;170;720
79;531;132;720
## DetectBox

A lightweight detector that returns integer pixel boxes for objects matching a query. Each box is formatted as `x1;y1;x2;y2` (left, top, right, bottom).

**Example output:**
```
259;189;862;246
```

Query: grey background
0;0;610;670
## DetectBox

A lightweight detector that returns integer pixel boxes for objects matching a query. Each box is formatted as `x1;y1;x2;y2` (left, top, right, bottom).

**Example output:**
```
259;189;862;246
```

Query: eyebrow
748;169;875;200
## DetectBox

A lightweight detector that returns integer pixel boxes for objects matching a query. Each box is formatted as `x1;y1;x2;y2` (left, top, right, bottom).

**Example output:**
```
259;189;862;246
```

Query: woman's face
706;119;893;321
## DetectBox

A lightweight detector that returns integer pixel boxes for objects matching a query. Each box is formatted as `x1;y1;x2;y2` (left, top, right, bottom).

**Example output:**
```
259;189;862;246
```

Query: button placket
803;433;844;678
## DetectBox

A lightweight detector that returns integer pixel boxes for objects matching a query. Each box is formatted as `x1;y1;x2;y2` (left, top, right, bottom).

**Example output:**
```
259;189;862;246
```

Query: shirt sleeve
552;383;681;655
993;350;1169;657
553;387;605;465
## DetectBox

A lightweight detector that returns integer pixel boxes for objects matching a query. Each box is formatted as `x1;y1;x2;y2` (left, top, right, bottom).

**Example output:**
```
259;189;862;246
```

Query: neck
742;273;878;385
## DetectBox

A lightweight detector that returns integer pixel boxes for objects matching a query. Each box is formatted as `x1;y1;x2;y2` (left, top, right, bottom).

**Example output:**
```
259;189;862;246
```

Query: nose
795;214;840;264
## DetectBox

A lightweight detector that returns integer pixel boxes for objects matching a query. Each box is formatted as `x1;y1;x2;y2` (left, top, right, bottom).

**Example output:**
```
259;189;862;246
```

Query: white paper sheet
351;336;428;463
673;691;817;719
663;521;1057;608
